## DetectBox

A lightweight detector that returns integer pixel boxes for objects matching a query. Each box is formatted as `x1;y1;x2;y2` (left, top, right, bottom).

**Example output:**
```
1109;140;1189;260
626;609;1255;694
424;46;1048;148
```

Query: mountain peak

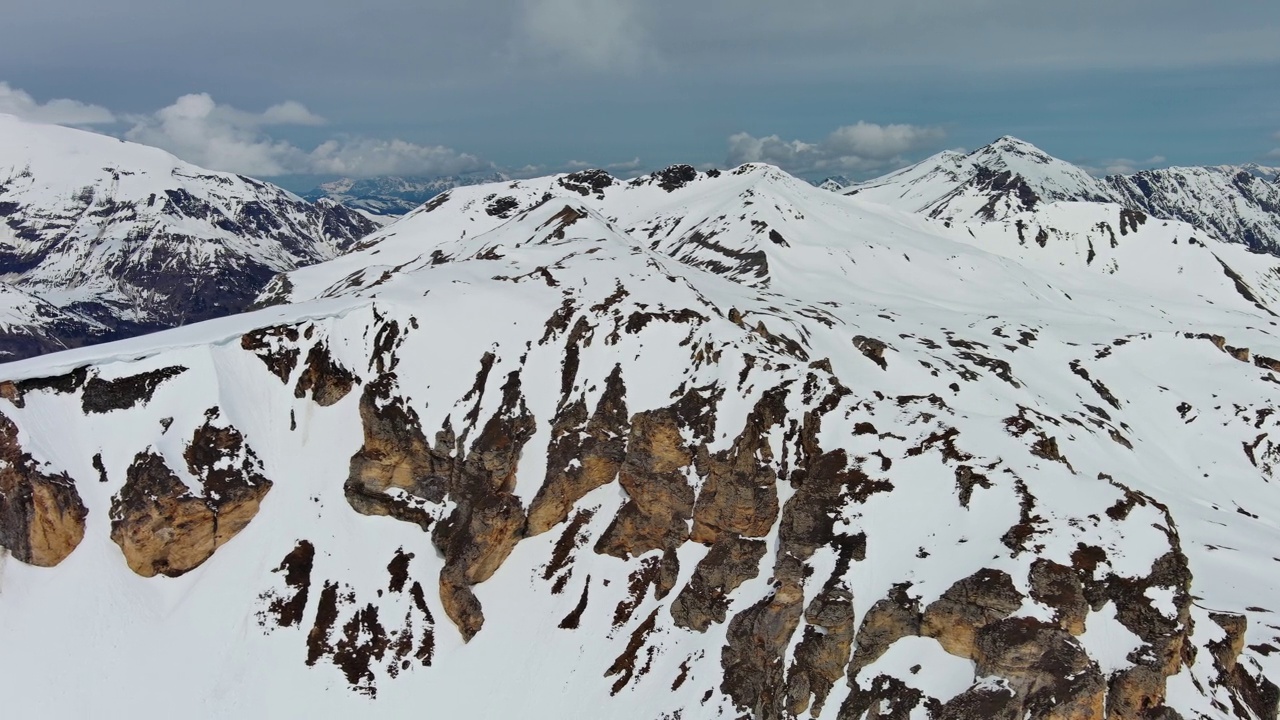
843;136;1114;219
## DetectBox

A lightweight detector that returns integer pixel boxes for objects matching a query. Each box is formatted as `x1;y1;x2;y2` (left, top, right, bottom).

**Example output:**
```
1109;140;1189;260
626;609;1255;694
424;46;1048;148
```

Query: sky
2;0;1278;188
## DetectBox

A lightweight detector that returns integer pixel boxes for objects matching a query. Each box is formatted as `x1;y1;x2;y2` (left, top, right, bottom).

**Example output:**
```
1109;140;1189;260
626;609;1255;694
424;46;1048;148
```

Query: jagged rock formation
0;162;1278;719
0;114;377;360
109;410;272;577
0;412;86;566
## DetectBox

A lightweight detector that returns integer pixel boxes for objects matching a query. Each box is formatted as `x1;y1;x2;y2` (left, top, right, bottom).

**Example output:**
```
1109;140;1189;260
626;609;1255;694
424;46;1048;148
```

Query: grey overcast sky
2;0;1278;185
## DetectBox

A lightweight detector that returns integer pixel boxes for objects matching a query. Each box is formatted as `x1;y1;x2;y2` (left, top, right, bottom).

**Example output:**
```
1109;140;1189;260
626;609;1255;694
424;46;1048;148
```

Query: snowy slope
1;165;1278;720
0;114;378;359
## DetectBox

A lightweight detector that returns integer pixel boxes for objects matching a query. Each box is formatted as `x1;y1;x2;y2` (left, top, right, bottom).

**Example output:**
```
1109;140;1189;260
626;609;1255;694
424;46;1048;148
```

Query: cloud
1083;155;1168;176
307;137;487;177
726;122;946;176
0;82;115;125
122;92;486;178
606;157;642;172
520;0;646;70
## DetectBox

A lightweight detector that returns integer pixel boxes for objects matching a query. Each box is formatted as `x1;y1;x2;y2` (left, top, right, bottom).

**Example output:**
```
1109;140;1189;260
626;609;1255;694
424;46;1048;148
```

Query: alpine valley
2;122;1280;720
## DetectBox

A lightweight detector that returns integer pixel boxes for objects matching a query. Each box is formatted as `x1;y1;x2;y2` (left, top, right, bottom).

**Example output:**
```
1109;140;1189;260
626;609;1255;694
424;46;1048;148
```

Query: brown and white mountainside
0;164;1278;719
0;114;378;360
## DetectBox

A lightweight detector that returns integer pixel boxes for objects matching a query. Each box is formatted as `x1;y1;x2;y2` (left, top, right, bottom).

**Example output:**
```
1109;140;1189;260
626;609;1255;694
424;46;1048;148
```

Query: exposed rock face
430;369;536;641
963;617;1106;719
527;365;629;535
1209;614;1280;720
720;567;806;719
594;387;718;560
346;357;537;641
80;366;187;414
669;534;767;632
111;452;220;577
690;385;787;544
241;326;302;382
1100;550;1194;719
294;340;358;406
109;411;271;577
846;583;923;676
785;585;857;717
0;413;87;566
344;373;448;531
921;568;1024;659
1028;559;1089;635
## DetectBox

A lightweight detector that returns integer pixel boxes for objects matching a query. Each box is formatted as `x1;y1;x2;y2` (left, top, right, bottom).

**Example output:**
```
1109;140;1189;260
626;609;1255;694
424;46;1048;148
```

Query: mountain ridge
2;158;1278;718
842;136;1280;256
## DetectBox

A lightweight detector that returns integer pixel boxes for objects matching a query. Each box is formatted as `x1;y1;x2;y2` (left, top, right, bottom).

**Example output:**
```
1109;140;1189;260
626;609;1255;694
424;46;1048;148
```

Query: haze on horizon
2;0;1278;187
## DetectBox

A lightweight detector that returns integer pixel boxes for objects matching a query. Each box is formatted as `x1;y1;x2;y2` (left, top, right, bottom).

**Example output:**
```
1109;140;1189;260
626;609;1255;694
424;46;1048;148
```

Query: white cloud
520;0;645;70
1083;155;1168;176
124;93;312;176
122;92;486;178
307;137;487;177
0;82;115;126
727;122;946;175
606;157;642;172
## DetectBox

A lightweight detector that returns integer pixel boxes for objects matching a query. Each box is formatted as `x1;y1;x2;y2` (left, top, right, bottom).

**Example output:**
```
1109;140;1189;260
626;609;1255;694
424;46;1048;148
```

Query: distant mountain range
0;114;379;359
841;136;1280;254
302;172;511;215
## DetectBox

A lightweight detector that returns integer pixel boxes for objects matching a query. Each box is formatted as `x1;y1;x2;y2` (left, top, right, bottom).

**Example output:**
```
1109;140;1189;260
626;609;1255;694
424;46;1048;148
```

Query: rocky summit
0;159;1279;719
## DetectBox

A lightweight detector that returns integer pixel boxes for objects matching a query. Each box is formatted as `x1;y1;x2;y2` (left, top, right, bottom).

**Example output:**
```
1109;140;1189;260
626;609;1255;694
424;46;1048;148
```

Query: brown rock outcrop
346;358;539;642
345;373;450;531
1102;551;1193;719
594;391;711;560
110;412;271;577
669;534;767;632
0;413;87;567
110;453;218;577
1207;613;1279;720
241;325;301;382
921;569;1024;659
430;369;536;641
845;583;923;678
293;340;358;406
720;560;806;720
785;584;856;717
967;617;1106;719
527;365;628;535
690;385;787;544
1028;559;1089;635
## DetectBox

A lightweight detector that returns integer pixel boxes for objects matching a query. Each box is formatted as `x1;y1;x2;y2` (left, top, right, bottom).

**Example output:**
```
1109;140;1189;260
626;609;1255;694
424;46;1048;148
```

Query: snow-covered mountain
2;163;1279;719
1108;165;1280;254
816;175;853;192
303;172;511;215
0;114;379;360
842;137;1116;222
844;136;1280;257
